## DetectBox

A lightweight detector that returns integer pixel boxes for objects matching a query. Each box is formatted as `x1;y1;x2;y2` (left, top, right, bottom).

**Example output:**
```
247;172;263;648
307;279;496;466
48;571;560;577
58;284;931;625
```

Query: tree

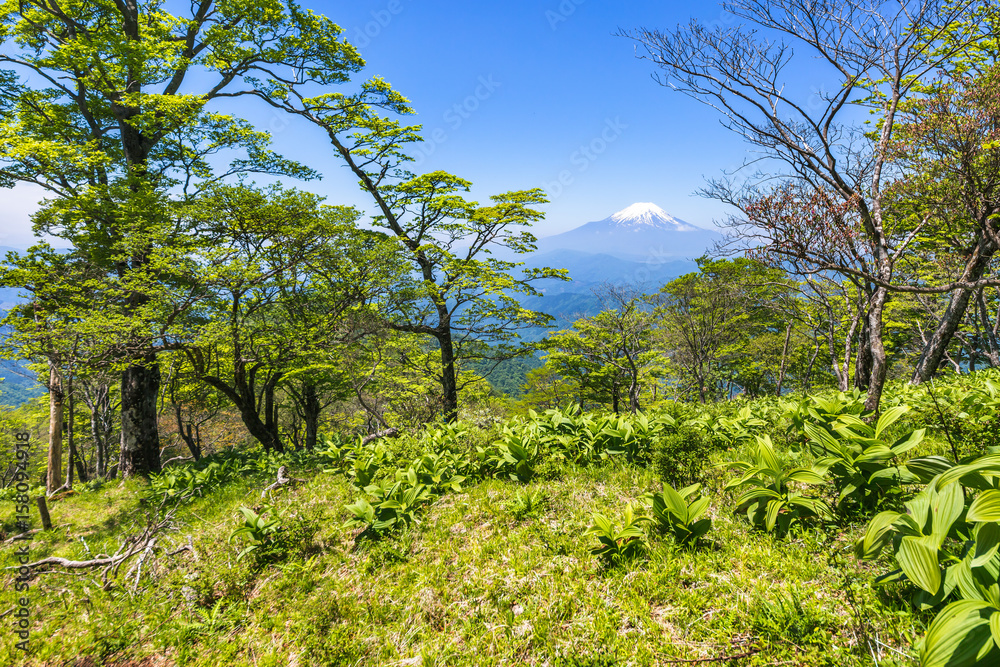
627;0;984;411
654;258;793;402
177;184;391;452
0;0;366;475
542;285;662;414
887;63;1000;381
0;246;107;490
257;78;568;422
517;365;582;412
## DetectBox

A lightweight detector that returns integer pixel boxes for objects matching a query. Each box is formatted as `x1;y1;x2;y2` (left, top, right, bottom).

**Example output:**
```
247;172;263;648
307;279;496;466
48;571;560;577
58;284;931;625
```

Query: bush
652;425;717;487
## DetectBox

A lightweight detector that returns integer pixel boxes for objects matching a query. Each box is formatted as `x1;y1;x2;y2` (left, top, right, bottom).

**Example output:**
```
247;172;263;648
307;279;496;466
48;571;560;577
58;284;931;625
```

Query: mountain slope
535;202;721;261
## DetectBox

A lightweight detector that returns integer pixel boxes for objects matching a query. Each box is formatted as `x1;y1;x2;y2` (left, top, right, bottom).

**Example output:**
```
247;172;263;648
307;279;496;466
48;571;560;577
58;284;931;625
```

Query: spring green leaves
584;504;651;563
585;483;714;564
229;506;282;561
644;482;712;546
854;468;1000;666
725;435;832;535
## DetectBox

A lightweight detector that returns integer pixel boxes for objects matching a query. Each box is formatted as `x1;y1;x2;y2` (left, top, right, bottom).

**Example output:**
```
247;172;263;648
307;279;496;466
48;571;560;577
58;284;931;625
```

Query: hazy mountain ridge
533;202;722;261
513;203;718;331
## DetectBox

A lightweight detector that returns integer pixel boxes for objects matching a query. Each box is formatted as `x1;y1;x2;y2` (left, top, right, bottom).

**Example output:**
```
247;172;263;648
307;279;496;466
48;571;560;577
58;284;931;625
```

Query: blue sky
1;0;754;247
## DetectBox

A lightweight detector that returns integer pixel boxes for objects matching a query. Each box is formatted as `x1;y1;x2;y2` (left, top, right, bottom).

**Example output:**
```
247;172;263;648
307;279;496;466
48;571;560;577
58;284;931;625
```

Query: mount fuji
509;204;722;338
533;202;721;261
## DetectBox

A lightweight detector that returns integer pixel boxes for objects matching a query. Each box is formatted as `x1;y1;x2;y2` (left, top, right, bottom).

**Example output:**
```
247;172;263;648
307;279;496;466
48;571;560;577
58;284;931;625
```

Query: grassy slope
0;432;930;667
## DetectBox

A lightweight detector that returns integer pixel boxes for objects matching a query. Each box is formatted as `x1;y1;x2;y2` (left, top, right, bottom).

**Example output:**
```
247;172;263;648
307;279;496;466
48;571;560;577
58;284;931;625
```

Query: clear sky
0;0;754;248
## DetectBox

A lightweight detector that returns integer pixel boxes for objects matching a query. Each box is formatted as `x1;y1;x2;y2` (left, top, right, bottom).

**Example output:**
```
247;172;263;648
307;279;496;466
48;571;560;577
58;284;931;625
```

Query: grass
0;433;934;667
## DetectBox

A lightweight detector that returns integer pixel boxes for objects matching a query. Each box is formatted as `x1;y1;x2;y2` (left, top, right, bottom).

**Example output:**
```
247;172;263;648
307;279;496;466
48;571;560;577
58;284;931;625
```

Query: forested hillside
1;0;1000;666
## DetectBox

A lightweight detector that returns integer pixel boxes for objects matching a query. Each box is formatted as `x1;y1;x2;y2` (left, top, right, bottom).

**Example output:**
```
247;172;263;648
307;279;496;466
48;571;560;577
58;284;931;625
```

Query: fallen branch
261;466;306;499
161;455;194;468
166;535;198;561
1;524;70;545
360;427;399;446
8;503;187;590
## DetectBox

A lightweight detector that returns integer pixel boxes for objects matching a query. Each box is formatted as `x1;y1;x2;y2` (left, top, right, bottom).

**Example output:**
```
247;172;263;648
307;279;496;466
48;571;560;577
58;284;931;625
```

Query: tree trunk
65;376;86;485
119;356;162;477
302;382;321;450
911;241;995;383
776;322;792;396
912;287;978;383
854;315;873;392
862;287;890;413
241;405;284;452
174;404;201;460
805;337;820;393
87;383;112;479
262;376;284;451
438;330;459;423
627;375;641;414
977;288;1000;367
196;370;285;453
46;362;63;494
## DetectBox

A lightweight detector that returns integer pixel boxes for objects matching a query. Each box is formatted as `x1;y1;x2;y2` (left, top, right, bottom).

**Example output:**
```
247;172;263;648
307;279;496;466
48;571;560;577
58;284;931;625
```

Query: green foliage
856;460;1000;666
805;405;924;512
480;428;539;483
229;506;283;562
508;487;547;521
655;257;800;401
583;504;650;564
782;389;866;445
725;435;832;535
540;291;662;414
149;459;239;501
643;482;712;546
651;424;716;487
687;404;767;449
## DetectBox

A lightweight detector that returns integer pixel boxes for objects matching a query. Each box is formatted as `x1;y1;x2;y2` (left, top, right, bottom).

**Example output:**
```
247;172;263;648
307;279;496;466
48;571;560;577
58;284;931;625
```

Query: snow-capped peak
608;202;697;230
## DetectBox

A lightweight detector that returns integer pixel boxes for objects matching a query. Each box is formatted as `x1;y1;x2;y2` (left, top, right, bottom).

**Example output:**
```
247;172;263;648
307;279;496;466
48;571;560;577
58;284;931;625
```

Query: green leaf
968;490;1000;523
687;496;710;522
890;428;925;456
735;487;781;509
764;498;785;533
929;482;966;545
938;455;1000;488
874;405;909;440
856;511;903;560
754;435;781;472
990;612;1000;652
897;535;942;595
803;422;842;454
785;468;827;485
974;523;1000;568
921;600;994;667
660;485;688;518
906;456;955;483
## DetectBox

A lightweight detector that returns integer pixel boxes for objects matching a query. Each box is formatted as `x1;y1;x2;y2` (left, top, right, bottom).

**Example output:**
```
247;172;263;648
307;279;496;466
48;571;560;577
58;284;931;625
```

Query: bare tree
625;0;981;410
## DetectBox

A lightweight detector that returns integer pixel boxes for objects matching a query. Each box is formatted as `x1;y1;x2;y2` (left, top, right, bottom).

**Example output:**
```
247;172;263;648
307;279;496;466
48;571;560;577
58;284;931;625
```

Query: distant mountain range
534;202;722;261
514;203;722;333
0;246;43;406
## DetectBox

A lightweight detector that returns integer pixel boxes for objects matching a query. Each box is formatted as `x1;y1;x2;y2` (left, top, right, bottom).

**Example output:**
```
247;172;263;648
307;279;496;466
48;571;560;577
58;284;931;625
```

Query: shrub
652;425;716;487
